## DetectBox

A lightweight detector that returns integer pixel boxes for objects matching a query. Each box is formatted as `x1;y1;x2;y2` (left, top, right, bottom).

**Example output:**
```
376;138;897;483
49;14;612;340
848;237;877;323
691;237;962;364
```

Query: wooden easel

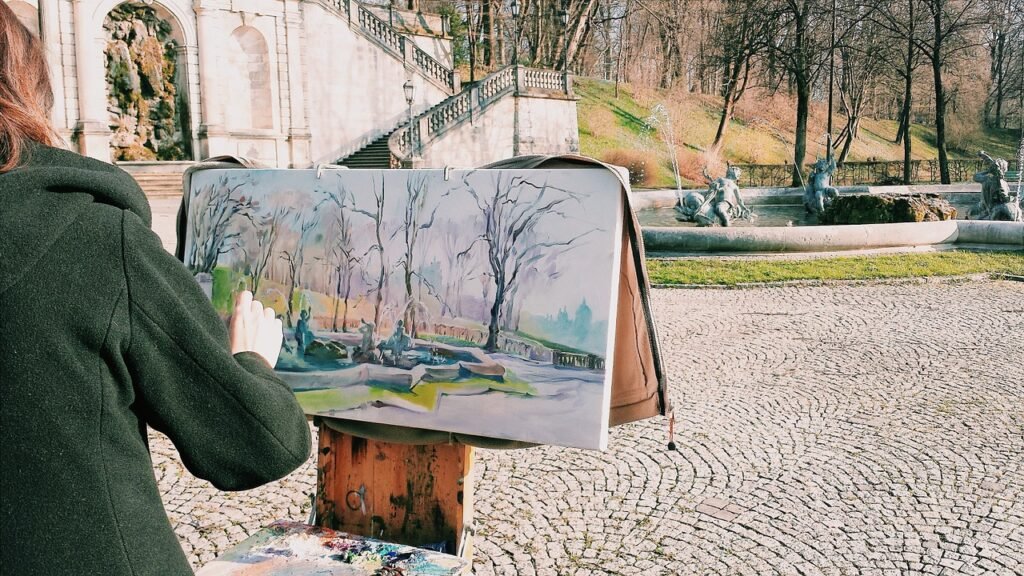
314;424;475;561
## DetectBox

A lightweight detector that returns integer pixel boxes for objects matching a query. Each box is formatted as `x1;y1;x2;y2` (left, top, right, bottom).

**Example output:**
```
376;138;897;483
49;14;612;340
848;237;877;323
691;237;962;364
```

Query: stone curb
651;272;1001;290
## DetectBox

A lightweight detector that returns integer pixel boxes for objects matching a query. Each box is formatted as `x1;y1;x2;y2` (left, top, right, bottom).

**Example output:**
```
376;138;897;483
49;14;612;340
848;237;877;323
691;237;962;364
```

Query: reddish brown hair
0;2;55;172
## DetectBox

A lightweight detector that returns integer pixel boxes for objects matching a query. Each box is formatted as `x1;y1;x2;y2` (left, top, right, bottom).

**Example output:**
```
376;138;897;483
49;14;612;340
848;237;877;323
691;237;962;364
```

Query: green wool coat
0;145;312;575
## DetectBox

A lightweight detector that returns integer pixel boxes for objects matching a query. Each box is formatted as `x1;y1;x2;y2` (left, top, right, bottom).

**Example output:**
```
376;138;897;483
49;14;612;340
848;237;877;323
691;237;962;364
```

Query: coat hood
0;144;150;295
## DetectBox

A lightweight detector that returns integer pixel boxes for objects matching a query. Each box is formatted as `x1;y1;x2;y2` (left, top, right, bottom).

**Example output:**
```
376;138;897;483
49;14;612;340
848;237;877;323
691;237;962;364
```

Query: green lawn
295;372;536;414
647;251;1024;287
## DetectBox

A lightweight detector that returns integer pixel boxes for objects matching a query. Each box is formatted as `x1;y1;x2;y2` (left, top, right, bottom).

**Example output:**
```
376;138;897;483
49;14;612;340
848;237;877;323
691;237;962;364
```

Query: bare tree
833;9;889;164
393;175;441;338
249;206;288;297
984;0;1024;127
872;0;928;183
351;175;389;337
915;0;986;183
764;0;837;186
279;212;320;328
323;194;359;333
710;0;772;153
458;173;599;352
186;175;257;274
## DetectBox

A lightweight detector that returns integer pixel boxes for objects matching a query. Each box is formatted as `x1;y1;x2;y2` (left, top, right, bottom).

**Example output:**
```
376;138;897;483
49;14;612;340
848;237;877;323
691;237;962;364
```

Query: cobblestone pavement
153;279;1024;575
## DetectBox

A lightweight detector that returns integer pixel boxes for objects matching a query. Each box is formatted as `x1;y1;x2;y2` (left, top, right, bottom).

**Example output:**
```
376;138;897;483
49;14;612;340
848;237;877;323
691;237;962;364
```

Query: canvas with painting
182;168;623;449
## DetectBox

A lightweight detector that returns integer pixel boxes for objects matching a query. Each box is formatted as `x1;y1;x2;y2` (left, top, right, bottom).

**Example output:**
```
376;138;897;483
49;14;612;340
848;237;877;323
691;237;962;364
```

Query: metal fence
730;159;1022;188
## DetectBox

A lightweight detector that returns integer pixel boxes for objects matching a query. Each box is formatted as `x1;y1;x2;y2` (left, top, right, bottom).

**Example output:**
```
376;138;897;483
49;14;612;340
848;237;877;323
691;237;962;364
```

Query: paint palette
195;520;469;575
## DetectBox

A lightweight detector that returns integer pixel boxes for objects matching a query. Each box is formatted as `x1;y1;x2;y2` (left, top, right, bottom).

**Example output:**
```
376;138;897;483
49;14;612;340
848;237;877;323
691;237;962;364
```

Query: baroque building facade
8;0;579;170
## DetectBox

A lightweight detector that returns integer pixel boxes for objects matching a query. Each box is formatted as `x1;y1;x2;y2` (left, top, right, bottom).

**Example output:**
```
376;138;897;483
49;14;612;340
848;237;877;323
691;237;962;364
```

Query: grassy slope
647;251;1024;286
577;78;1019;188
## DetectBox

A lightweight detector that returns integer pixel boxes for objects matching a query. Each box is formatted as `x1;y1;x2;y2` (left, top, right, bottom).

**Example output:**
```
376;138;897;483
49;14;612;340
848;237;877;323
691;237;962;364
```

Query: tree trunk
482;0;494;67
485;276;504;352
792;73;811;187
341;271;352;333
932;55;950;184
404;265;416;339
895;100;908;145
712;85;736;152
332;268;343;332
901;2;914;183
285;266;297;328
837;116;858;164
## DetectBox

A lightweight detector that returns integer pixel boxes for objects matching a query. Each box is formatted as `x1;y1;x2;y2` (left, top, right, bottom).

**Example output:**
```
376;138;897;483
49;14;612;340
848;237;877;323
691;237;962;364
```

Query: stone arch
226;26;274;131
102;1;194;160
91;0;195;47
6;0;39;35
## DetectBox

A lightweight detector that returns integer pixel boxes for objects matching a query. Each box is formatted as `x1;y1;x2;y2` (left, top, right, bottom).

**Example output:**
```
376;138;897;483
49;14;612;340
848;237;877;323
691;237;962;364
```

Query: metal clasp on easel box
315;163;348;179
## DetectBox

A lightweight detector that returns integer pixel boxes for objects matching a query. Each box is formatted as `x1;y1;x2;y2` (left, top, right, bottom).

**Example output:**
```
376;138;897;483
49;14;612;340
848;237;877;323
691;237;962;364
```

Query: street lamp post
559;0;569;73
403;79;416;163
510;0;520;156
510;0;520;66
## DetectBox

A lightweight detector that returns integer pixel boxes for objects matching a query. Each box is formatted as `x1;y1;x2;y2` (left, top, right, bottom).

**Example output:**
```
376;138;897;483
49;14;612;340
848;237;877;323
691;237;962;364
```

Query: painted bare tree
393;174;441;338
327;195;359;333
437;219;475;318
459;172;598;352
351;175;388;337
249;206;289;297
186;175;257;274
279;211;320;328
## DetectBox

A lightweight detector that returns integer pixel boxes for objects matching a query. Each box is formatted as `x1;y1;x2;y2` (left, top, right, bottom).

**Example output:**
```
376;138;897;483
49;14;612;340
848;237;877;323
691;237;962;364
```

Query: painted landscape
183;168;622;449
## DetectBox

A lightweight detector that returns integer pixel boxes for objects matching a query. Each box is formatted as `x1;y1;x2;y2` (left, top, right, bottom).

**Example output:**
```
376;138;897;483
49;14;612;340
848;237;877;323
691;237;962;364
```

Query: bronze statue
970;151;1021;222
675;165;751;227
804;134;839;217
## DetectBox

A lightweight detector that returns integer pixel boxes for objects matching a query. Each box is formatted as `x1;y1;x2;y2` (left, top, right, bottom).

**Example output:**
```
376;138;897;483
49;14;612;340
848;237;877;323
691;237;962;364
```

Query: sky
186;167;623;324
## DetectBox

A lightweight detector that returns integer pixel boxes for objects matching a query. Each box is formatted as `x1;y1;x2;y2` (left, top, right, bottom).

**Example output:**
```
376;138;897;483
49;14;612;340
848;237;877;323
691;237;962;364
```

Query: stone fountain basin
283;339;505;391
642;220;1023;254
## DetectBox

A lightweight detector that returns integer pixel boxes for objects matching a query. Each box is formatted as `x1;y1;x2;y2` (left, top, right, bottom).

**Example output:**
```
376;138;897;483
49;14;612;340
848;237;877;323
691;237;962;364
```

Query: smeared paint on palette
195;520;468;575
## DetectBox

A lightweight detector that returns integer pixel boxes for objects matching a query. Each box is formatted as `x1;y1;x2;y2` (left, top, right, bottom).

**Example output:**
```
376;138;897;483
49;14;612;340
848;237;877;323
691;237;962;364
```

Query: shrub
601;149;655;187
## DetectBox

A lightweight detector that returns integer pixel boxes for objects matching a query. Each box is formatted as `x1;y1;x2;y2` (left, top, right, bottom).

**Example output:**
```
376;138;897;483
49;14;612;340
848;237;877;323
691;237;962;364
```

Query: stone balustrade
520;68;567;92
357;6;404;55
389;65;574;164
427;92;471;137
413;46;454;89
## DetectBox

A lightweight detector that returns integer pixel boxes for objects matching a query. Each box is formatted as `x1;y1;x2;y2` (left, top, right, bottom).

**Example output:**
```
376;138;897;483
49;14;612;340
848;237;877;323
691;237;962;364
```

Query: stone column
38;0;69;137
282;0;311;167
194;1;229;159
72;0;111;160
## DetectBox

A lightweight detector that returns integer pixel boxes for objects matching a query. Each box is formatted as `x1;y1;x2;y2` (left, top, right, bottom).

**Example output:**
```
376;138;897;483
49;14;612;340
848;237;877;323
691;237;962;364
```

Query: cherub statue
352;320;379;364
804;134;840;217
378;319;412;365
294;309;314;357
970;151;1021;222
687;165;751;227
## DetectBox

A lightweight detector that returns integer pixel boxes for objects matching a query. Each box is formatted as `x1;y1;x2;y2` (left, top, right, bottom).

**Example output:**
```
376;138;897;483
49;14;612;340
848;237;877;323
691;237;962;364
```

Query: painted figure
353;320;379;364
295;309;314;357
683;165;751;227
970;151;1021;222
379;319;412;365
804;134;840;217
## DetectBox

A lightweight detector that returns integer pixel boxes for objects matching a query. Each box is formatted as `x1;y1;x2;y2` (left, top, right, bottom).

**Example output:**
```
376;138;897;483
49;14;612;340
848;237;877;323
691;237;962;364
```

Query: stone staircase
338;127;401;169
120;162;192;197
389;66;572;167
318;0;458;94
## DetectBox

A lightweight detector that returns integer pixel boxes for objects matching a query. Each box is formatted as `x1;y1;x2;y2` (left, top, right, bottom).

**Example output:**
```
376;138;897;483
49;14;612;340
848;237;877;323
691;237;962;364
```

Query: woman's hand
229;291;283;368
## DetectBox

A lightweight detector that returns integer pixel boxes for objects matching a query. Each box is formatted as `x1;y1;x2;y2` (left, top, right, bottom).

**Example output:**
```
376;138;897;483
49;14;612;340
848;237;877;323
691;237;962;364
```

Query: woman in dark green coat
0;6;311;574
